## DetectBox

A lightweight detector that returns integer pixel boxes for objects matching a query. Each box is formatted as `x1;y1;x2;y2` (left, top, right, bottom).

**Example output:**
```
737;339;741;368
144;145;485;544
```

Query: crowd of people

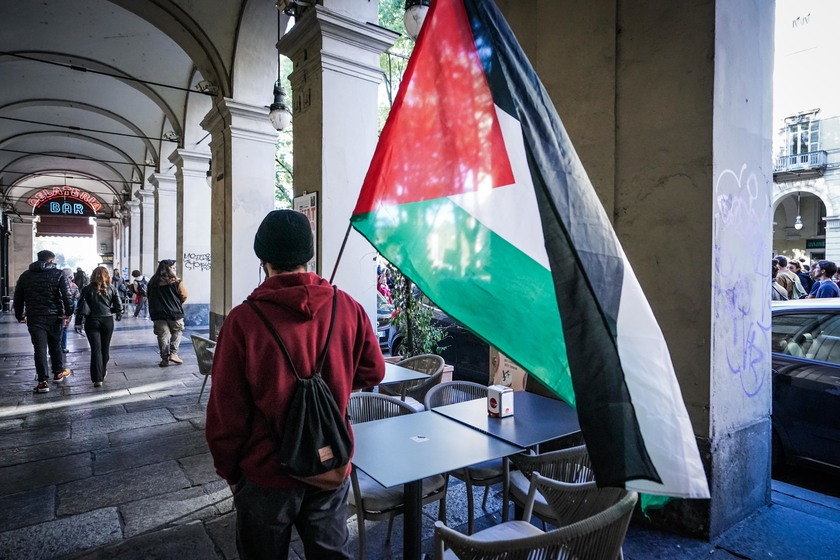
772;254;840;300
12;252;188;392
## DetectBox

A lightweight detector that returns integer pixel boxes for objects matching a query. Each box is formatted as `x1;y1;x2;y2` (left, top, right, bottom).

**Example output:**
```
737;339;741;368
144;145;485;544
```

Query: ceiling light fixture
794;193;803;230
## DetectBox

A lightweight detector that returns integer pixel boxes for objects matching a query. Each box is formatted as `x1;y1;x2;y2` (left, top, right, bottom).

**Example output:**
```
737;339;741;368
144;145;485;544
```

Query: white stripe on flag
616;255;711;498
449;105;551;270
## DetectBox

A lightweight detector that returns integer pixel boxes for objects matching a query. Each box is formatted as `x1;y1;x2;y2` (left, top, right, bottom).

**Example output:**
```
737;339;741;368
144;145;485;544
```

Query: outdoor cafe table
379;361;430;386
431;391;581;450
351;410;524;560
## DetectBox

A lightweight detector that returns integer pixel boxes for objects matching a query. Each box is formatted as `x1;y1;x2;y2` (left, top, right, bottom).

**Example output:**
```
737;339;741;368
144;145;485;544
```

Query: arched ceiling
0;0;275;221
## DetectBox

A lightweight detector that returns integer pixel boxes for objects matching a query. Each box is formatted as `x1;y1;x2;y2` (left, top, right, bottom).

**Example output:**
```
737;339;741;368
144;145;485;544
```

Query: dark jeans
84;315;114;383
233;477;352;560
134;295;148;318
27;316;65;382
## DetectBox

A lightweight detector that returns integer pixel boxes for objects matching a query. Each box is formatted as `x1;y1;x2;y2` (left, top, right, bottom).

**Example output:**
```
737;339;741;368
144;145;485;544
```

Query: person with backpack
147;259;188;367
13;250;74;393
205;210;385;559
131;270;149;318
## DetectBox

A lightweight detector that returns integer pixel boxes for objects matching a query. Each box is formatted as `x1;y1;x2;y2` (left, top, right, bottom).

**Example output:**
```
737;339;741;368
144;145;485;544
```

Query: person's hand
18;317;26;324
63;316;71;328
74;326;83;335
115;314;122;322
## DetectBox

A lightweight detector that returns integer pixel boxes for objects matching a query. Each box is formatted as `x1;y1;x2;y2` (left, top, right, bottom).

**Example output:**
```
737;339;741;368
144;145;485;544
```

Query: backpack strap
246;285;338;380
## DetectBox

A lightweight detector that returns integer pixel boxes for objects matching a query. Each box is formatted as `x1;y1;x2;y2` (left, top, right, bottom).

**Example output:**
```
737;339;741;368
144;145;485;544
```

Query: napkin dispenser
487;385;514;417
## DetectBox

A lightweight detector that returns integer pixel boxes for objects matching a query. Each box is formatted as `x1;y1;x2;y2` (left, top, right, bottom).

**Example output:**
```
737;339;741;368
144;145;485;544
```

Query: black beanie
254;210;314;268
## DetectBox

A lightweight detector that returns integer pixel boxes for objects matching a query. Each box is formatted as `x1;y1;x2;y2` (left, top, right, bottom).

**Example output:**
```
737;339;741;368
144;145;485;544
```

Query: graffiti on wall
713;164;771;398
183;252;211;272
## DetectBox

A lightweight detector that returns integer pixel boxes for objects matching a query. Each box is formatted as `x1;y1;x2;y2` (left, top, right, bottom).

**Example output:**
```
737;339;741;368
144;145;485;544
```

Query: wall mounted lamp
404;0;431;40
269;2;293;132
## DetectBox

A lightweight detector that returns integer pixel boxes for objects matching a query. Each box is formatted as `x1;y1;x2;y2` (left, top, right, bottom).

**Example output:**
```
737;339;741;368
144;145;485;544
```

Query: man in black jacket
13;250;75;393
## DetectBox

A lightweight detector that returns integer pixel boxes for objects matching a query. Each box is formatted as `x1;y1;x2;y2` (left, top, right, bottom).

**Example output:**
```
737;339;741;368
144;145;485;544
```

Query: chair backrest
424;381;487;410
397;354;445;376
509;444;594;484
522;472;628;529
191;334;215;375
434;491;638;560
348;392;416;424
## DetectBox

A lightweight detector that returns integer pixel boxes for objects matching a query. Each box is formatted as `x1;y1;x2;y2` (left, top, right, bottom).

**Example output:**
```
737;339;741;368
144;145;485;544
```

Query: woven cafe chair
191;334;215;404
347;392;449;560
380;353;445;402
505;444;594;526
425;381;505;534
434;473;637;560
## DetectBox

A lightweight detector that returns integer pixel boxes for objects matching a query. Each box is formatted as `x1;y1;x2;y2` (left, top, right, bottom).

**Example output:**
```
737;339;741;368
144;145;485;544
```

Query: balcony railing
774;150;828;174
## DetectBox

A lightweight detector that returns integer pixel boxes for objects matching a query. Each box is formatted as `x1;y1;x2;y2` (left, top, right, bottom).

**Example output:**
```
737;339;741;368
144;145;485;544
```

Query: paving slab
71;407;176;439
93;429;208;474
0;434;110;471
107;418;196;447
179;452;221;486
0;507;121;560
0;423;70;451
57;460;191;515
715;503;840;560
120;485;225;538
0;452;91;495
204;512;238;560
65;520;219;560
0;486;55;532
22;402;127;429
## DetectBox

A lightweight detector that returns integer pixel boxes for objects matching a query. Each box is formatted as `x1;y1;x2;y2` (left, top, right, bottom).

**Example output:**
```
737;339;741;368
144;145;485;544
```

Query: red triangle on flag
353;0;514;216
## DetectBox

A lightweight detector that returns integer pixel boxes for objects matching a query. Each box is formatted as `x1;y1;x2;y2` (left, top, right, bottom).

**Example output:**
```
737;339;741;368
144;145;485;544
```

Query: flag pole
329;223;352;284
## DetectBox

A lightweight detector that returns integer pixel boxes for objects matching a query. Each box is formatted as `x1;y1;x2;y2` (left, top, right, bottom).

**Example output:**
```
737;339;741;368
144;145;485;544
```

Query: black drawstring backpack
246;286;353;490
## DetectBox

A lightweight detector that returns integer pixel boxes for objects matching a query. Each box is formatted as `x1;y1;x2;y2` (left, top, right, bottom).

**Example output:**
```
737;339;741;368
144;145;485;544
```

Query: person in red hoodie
205;209;385;560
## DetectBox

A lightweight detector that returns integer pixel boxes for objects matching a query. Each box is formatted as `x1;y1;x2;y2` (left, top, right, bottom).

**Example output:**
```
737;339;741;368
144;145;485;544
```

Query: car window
772;312;840;364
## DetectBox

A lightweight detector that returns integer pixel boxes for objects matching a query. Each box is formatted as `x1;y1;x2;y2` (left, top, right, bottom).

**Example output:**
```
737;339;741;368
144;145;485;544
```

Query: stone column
137;189;156;277
149;172;178;262
10;216;34;289
200;100;277;337
169;149;212;326
126;200;141;275
109;218;122;272
279;4;398;327
824;216;840;262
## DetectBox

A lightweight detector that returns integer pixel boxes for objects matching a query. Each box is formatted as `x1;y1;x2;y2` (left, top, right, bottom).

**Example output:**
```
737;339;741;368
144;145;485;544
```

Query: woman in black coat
75;266;123;387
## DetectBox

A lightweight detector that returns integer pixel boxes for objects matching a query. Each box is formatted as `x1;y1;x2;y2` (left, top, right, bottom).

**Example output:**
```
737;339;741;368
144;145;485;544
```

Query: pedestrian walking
205;210;385;560
12;250;74;393
60;268;80;352
131;270;149;318
147;259;188;367
74;266;123;387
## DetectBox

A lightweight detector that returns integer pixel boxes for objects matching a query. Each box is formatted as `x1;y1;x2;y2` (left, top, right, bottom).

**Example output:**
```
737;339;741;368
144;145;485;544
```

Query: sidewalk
0;311;839;559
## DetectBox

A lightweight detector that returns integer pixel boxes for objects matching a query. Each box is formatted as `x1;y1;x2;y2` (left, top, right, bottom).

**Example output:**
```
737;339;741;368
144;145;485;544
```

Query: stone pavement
1;311;839;559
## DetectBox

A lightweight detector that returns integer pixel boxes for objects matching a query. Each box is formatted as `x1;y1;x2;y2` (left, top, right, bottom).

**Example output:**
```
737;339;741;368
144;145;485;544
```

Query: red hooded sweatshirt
205;272;385;489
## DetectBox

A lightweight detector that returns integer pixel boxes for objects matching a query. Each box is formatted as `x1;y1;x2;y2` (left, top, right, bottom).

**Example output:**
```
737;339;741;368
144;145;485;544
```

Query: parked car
376;291;394;350
771;299;840;472
388;304;490;385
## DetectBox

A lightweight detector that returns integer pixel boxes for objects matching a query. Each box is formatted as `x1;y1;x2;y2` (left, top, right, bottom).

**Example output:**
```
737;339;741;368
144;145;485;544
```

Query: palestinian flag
351;0;709;500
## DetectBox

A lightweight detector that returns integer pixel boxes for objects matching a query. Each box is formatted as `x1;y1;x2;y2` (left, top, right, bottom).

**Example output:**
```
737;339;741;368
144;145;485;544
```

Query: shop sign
28;185;102;217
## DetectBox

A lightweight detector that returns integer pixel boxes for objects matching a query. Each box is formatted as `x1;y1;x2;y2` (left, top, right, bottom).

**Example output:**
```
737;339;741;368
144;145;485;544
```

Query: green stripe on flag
352;198;575;406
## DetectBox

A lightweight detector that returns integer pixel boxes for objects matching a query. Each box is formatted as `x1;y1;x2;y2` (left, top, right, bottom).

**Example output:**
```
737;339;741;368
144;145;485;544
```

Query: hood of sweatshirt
28;260;57;272
246;272;334;321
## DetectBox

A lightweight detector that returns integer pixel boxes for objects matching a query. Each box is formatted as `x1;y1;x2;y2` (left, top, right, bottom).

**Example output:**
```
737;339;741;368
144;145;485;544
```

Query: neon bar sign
28;186;102;215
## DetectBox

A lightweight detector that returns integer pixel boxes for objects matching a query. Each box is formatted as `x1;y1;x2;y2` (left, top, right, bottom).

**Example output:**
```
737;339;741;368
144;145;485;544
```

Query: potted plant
388;268;446;358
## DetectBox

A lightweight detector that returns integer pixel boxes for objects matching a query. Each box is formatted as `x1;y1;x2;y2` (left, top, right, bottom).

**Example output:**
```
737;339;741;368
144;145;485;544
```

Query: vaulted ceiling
0;0;281;221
